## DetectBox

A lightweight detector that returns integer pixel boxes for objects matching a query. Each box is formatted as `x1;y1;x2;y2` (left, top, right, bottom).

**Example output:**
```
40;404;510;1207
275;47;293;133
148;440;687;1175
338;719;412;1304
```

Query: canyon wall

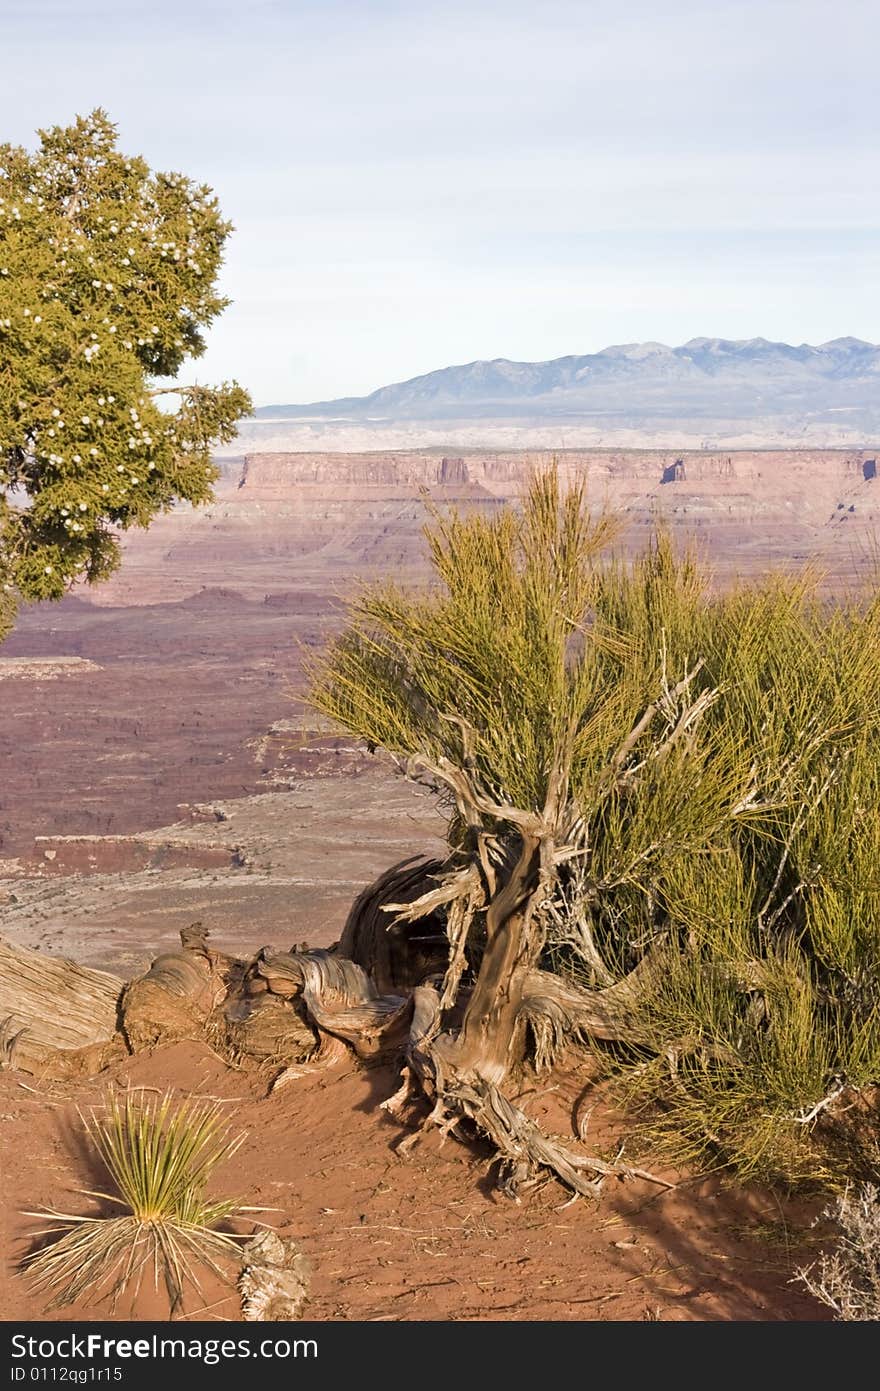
72;447;880;610
3;446;878;958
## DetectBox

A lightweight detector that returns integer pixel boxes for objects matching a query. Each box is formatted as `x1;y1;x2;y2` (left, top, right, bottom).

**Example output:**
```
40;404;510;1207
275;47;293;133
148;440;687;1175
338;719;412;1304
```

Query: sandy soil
0;1043;828;1323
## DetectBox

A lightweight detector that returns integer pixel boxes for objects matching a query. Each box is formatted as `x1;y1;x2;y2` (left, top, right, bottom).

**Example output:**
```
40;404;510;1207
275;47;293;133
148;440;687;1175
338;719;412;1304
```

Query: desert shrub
310;468;880;1188
796;1185;880;1318
598;560;880;1182
24;1090;248;1313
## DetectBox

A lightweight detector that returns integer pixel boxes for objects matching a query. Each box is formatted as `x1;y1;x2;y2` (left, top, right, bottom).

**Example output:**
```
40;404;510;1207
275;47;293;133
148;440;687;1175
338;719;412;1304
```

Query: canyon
2;444;878;973
2;444;873;1322
84;444;880;607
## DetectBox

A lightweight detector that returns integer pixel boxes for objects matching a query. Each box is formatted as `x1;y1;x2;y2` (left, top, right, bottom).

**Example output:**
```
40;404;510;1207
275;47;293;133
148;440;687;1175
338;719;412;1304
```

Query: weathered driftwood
0;936;123;1073
338;855;449;993
238;1229;310;1321
120;921;230;1051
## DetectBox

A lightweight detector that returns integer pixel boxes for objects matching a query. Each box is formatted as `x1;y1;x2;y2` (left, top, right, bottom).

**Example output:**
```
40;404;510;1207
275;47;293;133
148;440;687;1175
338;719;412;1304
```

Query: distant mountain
254;338;880;431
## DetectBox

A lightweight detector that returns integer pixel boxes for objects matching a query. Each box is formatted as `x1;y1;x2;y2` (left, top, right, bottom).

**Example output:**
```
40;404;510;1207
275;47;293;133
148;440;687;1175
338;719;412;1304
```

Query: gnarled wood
0;936;122;1072
252;947;413;1058
441;832;543;1083
121;923;231;1051
222;993;318;1066
338;855;449;993
520;962;657;1058
377;983;671;1200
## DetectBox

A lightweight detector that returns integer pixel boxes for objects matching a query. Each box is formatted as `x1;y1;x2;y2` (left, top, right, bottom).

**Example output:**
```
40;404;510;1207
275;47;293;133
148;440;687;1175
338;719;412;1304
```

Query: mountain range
256;337;880;429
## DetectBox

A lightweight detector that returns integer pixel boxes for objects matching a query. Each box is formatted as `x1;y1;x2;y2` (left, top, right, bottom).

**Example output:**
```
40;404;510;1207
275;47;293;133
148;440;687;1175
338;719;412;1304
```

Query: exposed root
380;1065;419;1120
121;923;231;1052
252;948;412;1058
423;1067;672;1201
372;983;672;1201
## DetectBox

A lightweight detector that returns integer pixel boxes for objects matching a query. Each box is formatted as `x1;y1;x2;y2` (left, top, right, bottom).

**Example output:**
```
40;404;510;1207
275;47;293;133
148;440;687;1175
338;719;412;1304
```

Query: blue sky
3;0;878;404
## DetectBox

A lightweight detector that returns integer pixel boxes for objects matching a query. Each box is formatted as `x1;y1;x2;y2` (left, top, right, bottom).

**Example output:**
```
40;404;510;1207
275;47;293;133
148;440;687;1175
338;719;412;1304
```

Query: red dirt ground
0;1043;828;1323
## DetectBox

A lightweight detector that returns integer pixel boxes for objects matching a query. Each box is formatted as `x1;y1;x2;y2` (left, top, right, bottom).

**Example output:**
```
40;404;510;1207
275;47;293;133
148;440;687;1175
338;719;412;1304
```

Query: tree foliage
0;110;251;638
310;468;880;1186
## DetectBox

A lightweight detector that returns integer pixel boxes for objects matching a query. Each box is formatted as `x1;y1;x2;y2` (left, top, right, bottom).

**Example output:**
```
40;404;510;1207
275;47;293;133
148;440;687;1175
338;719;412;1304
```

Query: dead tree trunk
0;936;124;1074
439;831;541;1083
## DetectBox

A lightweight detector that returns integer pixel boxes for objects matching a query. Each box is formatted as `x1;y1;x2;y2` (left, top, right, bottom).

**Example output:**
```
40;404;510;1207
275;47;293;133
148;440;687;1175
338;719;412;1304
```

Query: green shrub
310;469;880;1187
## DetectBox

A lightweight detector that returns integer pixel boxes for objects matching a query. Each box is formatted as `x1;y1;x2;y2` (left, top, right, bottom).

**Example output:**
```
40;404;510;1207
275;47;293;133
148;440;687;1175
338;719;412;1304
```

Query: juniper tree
0;110;251;640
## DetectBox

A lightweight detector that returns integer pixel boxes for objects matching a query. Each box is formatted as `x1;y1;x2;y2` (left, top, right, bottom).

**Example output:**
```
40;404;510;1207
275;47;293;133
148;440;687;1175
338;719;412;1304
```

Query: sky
2;0;878;405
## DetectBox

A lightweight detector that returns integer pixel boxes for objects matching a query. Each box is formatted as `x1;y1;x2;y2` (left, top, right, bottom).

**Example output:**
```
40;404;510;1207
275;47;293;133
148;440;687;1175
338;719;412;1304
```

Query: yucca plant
24;1090;248;1314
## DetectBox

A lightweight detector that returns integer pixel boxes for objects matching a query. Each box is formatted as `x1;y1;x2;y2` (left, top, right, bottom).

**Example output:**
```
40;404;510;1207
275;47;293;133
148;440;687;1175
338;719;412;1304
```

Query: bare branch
406;752;544;834
610;660;706;777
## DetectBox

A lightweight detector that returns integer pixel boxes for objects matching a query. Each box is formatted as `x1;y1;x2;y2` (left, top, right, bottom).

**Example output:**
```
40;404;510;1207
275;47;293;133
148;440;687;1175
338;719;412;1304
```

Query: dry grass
795;1184;880;1319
